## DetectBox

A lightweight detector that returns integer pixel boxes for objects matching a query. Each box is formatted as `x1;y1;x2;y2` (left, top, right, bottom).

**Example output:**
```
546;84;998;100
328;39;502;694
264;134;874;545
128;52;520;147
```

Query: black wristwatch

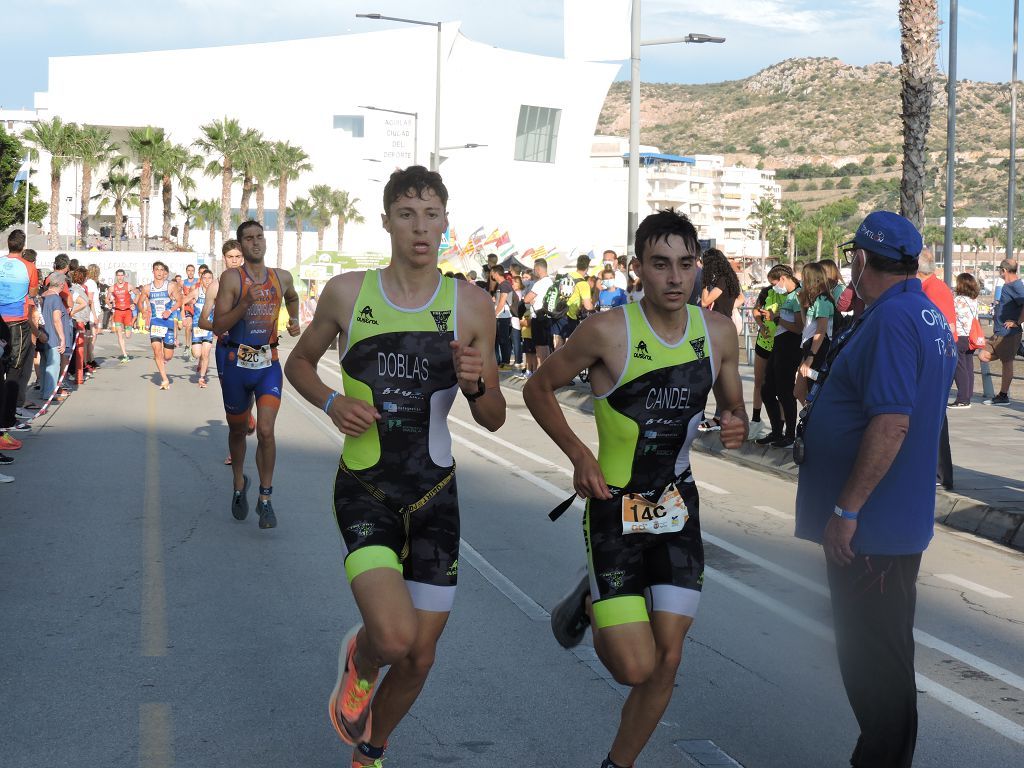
463;377;486;402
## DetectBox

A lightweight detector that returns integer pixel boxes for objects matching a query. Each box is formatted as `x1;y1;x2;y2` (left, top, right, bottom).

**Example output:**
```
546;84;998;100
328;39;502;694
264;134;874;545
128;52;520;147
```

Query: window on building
333;115;365;138
514;105;561;163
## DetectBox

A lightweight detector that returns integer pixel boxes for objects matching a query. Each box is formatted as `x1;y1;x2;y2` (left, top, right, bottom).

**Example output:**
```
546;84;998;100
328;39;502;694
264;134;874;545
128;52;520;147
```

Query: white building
8;25;777;269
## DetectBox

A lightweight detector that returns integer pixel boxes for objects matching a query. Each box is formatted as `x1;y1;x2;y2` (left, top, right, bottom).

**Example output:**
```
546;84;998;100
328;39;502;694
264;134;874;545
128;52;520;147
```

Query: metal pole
22;154;30;232
432;23;442;171
627;0;641;256
414;113;419;167
1009;0;1019;266
943;0;958;286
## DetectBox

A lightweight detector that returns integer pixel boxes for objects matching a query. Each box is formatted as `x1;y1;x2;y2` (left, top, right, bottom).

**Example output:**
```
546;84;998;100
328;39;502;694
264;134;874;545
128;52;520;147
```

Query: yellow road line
139;703;173;767
142;387;167;656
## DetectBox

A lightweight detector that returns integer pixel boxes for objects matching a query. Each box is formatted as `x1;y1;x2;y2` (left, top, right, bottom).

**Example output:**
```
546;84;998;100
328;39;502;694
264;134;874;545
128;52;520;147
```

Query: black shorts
801;336;831;371
531;316;552;348
334;463;460;613
754;343;772;360
583;472;704;629
522;338;536;354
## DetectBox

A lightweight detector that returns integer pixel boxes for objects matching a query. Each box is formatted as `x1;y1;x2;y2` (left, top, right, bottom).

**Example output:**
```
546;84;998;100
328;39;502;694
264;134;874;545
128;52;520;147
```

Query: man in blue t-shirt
979;258;1024;405
596;267;627;312
794;211;956;768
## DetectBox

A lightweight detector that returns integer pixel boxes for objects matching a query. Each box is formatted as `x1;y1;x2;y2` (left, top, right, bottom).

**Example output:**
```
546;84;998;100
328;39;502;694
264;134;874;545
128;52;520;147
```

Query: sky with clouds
0;0;1013;109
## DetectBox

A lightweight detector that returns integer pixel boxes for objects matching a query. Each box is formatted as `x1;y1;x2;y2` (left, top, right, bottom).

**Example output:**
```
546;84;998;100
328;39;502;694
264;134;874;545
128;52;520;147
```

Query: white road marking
934;573;1012;599
459;540;548;621
754;504;792;519
1005;485;1024;494
695;480;729;495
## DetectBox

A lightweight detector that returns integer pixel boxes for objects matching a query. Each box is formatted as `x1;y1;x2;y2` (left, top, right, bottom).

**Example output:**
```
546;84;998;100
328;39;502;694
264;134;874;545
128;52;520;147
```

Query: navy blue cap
841;211;923;262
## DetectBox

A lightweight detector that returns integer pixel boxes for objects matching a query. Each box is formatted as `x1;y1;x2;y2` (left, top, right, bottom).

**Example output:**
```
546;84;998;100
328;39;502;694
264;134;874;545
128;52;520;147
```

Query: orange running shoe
0;433;23;451
329;625;376;746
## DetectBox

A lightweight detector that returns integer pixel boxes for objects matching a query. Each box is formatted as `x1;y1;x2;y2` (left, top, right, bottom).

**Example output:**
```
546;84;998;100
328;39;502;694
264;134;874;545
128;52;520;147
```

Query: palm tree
267;141;312;267
898;0;940;228
177;195;201;251
126;126;168;244
154;144;203;242
287;197;316;268
194;199;222;257
70;125;117;245
195;118;247;243
23;116;79;249
92;163;141;251
251;140;275;228
778;200;804;267
331;189;365;254
236;130;267;223
811;208;831;260
309;184;336;251
750;195;777;264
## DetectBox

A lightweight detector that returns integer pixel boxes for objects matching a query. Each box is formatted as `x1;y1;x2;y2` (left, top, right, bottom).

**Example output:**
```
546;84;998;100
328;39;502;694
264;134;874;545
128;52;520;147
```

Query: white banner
564;0;631;62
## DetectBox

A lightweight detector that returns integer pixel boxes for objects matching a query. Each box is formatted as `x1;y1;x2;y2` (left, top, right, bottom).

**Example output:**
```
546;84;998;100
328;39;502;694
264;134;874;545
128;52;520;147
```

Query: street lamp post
943;0;958;286
359;105;418;165
626;0;724;256
1008;0;1019;267
357;13;443;172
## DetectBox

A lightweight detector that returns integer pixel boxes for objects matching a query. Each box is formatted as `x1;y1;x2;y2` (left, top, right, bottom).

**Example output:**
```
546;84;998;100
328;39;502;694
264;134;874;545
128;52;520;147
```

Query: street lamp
943;0;958;286
356;12;443;172
1008;0;1019;271
626;0;724;256
359;105;419;166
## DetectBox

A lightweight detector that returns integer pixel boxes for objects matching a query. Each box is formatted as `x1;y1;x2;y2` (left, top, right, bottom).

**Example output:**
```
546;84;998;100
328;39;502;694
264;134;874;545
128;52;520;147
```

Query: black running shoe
551;571;591;649
232;474;250;521
0;453;13;465
772;436;796;449
258;499;277;529
754;432;782;446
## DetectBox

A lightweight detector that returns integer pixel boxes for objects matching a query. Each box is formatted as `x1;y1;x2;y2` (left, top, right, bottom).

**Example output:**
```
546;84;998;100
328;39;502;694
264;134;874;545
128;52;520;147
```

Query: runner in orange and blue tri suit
181;264;200;357
213;221;301;529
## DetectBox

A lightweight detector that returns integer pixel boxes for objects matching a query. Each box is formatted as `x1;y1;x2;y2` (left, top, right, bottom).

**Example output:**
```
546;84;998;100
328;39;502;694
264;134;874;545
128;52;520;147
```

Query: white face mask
602;279;614;289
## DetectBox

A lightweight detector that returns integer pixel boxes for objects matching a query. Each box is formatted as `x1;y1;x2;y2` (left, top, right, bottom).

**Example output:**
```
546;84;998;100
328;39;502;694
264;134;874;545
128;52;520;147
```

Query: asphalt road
2;332;1023;768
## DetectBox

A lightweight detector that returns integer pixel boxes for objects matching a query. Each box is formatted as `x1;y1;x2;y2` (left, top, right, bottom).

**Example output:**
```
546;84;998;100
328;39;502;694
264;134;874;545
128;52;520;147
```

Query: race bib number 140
621;484;688;536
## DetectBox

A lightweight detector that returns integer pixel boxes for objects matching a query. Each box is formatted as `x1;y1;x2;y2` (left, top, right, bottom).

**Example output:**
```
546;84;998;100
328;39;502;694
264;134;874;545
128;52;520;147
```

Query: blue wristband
833;505;859;521
323;390;340;414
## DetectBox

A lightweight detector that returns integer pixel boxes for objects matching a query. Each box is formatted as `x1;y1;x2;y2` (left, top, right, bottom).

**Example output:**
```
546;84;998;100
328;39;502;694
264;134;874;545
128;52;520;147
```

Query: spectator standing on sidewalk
795;211;956;768
950;273;981;408
757;265;803;448
0;230;39;420
918;249;956;489
979;258;1024;405
522;258;554;365
490;265;514;369
40;272;72;408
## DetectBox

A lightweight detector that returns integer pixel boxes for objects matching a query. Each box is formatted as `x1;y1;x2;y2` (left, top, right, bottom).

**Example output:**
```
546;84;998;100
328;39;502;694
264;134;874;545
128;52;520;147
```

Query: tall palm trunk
140;161;152;242
276;179;288;269
337;218;346;253
220;161;233;243
80;163;93;246
316;225;326;252
161;174;173;241
787;224;796;266
898;0;939;228
209;224;216;257
114;201;124;251
816;226;823;260
256;184;266;228
183;221;191;251
295;219;304;268
240;174;253;221
48;160;61;249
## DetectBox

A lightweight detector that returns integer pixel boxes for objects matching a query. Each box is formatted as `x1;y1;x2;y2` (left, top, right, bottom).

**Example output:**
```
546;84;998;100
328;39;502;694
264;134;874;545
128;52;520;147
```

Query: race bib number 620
621;484;688;535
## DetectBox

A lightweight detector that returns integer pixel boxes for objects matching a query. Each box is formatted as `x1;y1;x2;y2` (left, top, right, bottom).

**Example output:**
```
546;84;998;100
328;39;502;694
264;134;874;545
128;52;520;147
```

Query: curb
500;372;1024;552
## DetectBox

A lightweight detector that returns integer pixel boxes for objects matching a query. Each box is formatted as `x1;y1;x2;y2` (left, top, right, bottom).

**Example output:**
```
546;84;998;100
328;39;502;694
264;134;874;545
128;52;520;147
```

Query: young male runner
137;262;183;389
523;209;747;768
198;242;253;465
190;269;215;387
213;221;300;529
181;264;198;354
284;166;506;767
106;269;136;362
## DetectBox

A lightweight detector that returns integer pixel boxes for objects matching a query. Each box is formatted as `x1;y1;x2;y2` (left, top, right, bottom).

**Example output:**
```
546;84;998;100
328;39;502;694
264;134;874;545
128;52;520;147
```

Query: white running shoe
0;472;13;483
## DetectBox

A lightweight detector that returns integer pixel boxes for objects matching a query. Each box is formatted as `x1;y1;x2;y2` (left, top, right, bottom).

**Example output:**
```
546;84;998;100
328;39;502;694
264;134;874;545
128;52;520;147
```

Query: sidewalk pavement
500;362;1024;552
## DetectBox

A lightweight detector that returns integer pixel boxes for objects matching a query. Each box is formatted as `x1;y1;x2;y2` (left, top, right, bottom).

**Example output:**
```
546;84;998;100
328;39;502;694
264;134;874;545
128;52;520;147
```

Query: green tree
750;195;778;263
23;116;79;248
177;195;201;251
778;200;804;267
308;183;336;252
195;118;247;244
154;144;203;242
267;141;312;267
236;130;268;222
70;125;117;245
0;126;47;231
287;196;315;268
898;0;939;228
126;126;168;244
194;198;222;257
331;189;364;254
92;161;141;250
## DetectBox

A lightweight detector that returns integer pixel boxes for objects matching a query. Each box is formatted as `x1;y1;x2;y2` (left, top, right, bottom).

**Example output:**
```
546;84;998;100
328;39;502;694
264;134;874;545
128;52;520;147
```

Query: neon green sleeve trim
345;545;402;582
592;595;649;629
